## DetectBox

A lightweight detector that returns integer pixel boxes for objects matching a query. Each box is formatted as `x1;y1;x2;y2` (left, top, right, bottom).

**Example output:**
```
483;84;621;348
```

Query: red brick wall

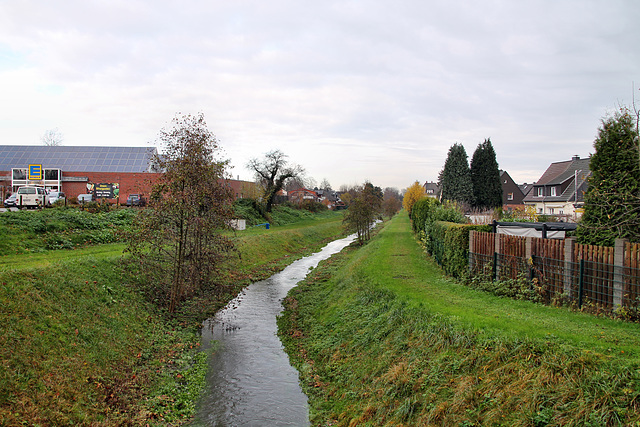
1;171;254;203
61;172;161;203
0;171;160;204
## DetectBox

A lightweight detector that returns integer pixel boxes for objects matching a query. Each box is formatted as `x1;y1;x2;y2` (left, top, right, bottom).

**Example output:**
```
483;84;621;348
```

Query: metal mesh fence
469;241;640;314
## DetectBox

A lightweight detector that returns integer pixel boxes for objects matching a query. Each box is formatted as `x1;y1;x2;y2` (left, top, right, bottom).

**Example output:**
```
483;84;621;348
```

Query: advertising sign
92;183;120;199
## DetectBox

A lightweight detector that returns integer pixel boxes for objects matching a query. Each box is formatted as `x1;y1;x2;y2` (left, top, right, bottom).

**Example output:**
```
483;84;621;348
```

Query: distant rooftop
0;145;158;173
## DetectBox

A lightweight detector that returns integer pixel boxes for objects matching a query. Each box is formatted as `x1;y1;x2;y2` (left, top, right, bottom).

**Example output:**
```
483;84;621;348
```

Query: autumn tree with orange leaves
402;181;426;218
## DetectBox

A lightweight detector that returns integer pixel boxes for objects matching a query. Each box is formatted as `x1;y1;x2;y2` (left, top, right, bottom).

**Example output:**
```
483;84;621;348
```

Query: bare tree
41;128;63;146
284;176;307;192
382;187;403;218
247;149;304;212
319;178;332;191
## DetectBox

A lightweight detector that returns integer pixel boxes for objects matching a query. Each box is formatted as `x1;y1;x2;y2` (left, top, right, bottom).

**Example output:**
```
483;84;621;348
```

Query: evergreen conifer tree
438;143;473;205
577;108;640;246
470;138;503;209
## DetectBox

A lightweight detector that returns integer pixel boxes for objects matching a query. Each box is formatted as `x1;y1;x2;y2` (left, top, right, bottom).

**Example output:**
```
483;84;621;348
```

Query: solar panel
0;145;158;173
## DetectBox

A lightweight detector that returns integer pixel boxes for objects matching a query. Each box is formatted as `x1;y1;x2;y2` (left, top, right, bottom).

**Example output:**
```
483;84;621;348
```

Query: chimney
572;155;580;161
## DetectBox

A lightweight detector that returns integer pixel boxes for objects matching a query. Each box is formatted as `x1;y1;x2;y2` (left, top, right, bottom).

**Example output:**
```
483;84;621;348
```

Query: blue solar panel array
0;146;158;173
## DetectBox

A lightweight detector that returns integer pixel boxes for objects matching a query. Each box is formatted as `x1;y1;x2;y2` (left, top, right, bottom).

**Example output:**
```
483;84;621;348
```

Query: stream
192;234;356;426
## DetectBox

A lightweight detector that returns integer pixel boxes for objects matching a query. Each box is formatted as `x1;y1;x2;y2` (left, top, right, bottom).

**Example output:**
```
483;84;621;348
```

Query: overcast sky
1;1;638;190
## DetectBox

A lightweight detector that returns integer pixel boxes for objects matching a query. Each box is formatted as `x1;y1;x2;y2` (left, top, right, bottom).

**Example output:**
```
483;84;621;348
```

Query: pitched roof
523;156;591;203
538;157;591;186
0;145;158;173
423;181;440;194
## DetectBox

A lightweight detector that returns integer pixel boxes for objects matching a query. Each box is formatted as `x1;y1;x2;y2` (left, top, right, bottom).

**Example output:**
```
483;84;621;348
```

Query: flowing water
192;234;356;427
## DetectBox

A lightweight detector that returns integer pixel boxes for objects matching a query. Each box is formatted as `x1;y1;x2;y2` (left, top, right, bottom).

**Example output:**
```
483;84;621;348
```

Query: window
548;208;555;214
12;169;26;180
44;169;59;180
507;193;514;200
551;187;557;196
537;187;544;197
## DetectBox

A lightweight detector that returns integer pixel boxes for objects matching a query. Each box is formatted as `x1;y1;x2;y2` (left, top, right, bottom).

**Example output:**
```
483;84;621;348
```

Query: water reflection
193;235;356;426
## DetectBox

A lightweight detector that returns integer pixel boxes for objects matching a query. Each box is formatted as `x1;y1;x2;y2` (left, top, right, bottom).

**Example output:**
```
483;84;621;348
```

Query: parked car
47;191;66;205
126;194;146;207
77;194;93;203
16;186;46;208
3;194;17;208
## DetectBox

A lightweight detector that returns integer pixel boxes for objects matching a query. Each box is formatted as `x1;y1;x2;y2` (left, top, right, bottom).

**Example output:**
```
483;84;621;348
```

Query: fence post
494;232;501;280
525;236;534;281
492;252;498;281
468;230;476;275
564;237;576;298
613;238;627;309
578;259;585;308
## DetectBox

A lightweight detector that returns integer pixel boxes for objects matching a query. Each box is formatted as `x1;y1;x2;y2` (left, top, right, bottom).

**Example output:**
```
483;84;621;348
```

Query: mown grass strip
357;212;640;360
279;211;640;426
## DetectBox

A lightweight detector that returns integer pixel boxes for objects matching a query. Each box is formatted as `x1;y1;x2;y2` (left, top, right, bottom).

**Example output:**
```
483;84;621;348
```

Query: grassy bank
279;211;640;426
0;208;136;255
0;210;345;425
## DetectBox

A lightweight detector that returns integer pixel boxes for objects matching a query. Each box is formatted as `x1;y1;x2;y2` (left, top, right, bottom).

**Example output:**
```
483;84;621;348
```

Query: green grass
352;213;640;360
279;211;640;426
0;207;135;255
0;243;127;271
0;209;346;425
0;256;161;425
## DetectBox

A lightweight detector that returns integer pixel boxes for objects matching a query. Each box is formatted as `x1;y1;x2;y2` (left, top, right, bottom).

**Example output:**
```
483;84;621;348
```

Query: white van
16;186;46;208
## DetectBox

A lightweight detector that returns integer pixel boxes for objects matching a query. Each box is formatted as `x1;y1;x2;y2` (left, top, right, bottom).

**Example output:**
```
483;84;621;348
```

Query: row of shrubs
410;198;490;278
410;200;553;311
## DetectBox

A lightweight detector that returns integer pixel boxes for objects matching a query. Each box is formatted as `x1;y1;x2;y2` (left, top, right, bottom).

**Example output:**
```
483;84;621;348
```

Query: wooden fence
469;231;640;311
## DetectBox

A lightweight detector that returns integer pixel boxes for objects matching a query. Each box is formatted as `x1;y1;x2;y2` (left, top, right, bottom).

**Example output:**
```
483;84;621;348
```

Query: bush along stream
278;212;640;426
0;210;346;426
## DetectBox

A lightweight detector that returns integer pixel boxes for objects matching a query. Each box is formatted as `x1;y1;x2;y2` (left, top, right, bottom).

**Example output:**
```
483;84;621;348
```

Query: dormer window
551;187;557;196
537;187;544;197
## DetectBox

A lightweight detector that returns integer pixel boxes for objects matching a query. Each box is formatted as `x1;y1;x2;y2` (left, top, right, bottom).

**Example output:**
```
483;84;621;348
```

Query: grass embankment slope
279;211;640;426
0;208;345;426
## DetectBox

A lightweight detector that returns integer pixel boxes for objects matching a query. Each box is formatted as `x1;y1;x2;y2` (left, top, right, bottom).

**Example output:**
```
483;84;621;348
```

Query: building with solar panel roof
0;145;161;203
0;145;259;204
